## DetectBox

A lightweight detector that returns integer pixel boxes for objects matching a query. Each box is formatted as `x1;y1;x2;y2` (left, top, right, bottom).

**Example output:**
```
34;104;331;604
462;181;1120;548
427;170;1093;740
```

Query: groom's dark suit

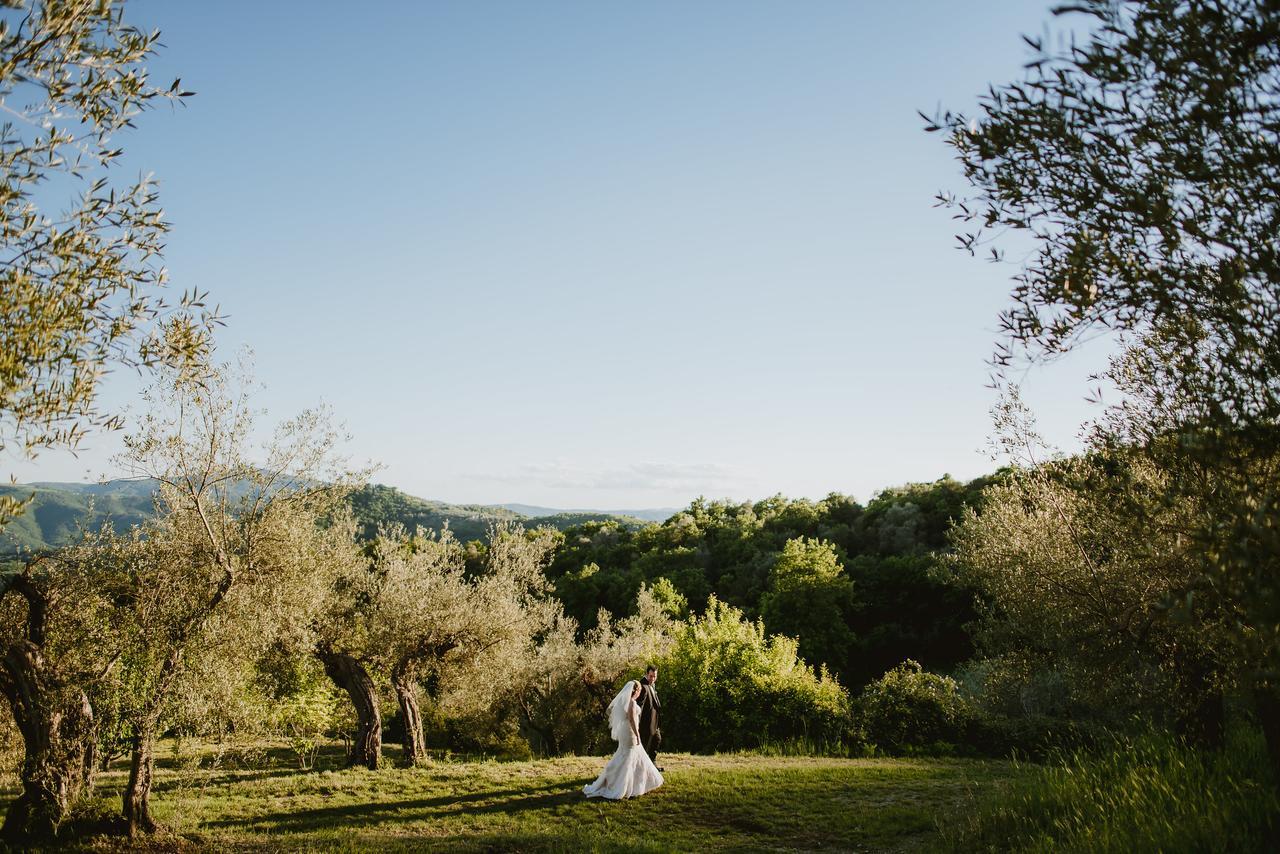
637;675;661;765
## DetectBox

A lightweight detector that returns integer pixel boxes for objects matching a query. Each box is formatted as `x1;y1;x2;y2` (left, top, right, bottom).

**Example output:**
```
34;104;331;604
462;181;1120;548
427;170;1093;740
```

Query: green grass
9;741;1025;852
938;728;1280;853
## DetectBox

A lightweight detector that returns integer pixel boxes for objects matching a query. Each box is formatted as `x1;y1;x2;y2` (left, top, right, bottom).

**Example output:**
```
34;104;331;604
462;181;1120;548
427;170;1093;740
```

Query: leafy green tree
0;0;214;531
759;538;856;678
515;584;675;756
929;0;1280;375
366;524;559;766
949;394;1236;743
309;525;397;772
313;522;560;768
0;436;352;843
860;476;999;555
843;553;977;689
545;483;992;693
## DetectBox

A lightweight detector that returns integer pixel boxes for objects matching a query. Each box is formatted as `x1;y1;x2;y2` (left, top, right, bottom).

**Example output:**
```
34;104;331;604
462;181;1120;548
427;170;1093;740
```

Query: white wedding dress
583;680;664;799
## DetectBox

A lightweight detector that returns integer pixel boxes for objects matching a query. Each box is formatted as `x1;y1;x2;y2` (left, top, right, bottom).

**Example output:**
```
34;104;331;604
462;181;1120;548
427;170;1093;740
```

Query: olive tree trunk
0;615;96;841
319;647;381;769
120;644;189;838
392;669;427;767
515;687;559;757
122;731;157;837
2;696;94;840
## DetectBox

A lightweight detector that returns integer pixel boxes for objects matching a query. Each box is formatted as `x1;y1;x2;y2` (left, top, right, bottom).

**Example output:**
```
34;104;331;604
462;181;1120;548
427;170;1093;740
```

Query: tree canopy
0;1;216;531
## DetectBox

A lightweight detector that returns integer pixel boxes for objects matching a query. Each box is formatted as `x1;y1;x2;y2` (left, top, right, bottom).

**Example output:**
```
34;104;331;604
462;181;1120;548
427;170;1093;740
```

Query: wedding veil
607;680;638;743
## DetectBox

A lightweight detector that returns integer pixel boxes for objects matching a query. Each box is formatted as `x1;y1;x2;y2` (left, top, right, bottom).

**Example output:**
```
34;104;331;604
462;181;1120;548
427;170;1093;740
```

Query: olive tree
930;0;1280;767
337;524;558;763
112;361;359;835
310;535;386;770
949;392;1238;741
0;0;214;530
361;528;470;767
429;524;562;723
0;534;124;839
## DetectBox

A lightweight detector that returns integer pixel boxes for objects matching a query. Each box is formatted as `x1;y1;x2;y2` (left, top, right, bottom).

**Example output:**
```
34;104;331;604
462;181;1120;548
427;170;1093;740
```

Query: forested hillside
546;472;1003;690
0;483;155;555
348;484;651;540
0;481;654;554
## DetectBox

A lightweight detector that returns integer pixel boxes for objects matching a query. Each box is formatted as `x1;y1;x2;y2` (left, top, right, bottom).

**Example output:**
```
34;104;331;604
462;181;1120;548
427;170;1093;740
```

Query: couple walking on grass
582;665;664;800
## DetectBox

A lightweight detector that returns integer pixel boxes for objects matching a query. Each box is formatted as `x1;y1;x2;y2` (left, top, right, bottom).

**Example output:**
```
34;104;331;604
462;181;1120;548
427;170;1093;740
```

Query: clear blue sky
11;0;1111;509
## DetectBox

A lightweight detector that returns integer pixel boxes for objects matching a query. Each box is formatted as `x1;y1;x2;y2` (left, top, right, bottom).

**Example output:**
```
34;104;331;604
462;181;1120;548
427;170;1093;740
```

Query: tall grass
939;727;1280;853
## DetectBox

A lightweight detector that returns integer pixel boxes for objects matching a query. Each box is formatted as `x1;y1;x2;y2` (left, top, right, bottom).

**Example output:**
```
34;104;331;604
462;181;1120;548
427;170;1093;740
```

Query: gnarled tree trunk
392;667;427;767
515;683;560;757
391;642;457;767
123;731;157;837
1;689;94;841
2;697;94;841
121;646;186;838
81;725;99;797
318;646;381;769
0;583;96;842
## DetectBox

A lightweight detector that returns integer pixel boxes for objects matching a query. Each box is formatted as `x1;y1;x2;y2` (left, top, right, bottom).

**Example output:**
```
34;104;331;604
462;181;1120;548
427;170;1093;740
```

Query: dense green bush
858;660;969;753
657;597;852;752
940;728;1280;852
954;656;1114;760
963;713;1112;762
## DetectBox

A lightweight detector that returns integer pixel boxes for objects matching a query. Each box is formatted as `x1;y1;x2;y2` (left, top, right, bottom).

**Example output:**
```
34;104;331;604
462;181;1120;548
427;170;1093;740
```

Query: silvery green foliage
933;0;1280;756
931;0;1280;392
513;584;674;756
950;389;1238;731
0;1;217;529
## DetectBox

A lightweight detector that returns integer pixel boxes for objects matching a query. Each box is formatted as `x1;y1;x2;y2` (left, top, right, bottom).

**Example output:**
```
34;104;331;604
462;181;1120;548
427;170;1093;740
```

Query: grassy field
6;742;1029;852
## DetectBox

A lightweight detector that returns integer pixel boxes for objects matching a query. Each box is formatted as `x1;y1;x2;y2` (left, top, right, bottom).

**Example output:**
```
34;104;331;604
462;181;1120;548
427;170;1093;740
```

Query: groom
637;664;663;771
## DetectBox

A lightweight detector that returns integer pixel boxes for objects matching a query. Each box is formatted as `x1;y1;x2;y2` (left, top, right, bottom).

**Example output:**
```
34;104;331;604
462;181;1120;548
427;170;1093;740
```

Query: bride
583;679;664;799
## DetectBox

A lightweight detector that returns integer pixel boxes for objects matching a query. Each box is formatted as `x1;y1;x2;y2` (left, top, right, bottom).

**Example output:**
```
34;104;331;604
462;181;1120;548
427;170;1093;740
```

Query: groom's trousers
644;729;661;765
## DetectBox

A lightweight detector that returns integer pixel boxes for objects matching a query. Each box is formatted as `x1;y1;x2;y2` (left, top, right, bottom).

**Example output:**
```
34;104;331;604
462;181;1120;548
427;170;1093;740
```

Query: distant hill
350;486;651;541
499;503;678;523
30;480;158;499
348;484;524;541
0;481;654;555
0;483;155;555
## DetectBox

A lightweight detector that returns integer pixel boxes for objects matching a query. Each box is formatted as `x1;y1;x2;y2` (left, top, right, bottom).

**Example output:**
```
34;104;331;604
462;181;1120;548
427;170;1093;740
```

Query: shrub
272;683;342;769
514;584;675;756
858;659;968;753
657;596;853;752
963;712;1111;762
954;656;1114;759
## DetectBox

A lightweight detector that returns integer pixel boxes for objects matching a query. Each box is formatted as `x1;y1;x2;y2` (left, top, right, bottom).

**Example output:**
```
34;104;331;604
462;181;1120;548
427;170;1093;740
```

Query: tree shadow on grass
203;777;599;834
150;766;324;793
145;743;357;773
